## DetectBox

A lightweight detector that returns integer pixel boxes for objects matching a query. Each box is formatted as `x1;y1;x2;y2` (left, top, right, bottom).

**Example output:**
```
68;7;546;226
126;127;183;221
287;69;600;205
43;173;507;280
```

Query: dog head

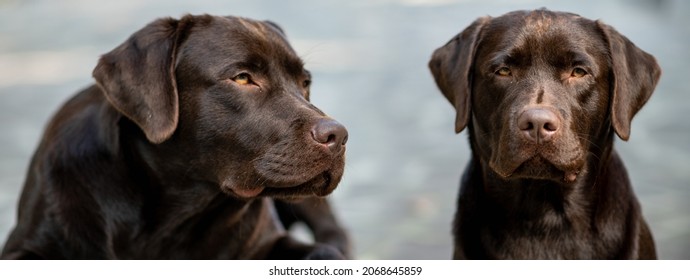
429;9;660;183
93;15;347;199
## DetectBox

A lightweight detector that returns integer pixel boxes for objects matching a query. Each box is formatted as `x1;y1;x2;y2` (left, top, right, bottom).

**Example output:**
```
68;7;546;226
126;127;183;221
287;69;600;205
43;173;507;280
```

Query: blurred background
1;0;688;259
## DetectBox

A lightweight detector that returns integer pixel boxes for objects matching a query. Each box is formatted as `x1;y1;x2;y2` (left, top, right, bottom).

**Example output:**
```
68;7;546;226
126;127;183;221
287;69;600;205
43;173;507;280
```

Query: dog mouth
514;157;580;182
231;172;337;199
262;171;337;198
488;130;586;183
227;170;340;199
490;154;583;183
226;134;346;199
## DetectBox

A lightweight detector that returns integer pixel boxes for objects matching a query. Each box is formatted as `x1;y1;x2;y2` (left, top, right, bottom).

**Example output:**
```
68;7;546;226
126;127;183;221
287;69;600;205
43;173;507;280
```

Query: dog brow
283;57;305;76
489;53;516;68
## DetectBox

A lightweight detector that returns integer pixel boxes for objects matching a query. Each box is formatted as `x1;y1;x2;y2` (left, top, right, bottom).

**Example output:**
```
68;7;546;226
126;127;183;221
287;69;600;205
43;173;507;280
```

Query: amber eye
496;67;511;77
302;79;311;88
233;73;252;85
571;67;587;78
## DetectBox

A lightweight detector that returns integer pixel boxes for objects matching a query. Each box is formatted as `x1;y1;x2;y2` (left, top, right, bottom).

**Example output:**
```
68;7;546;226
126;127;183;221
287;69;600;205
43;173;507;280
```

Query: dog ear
264;20;286;35
429;17;490;133
93;17;185;144
597;21;661;141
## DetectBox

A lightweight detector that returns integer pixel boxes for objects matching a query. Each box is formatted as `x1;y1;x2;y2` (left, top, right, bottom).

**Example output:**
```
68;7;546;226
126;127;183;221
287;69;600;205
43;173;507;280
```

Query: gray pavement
1;0;688;259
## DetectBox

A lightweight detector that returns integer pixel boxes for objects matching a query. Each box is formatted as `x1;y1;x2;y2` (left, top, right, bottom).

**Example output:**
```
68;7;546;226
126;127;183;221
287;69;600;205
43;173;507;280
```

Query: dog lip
264;171;336;198
316;172;335;196
230;186;265;198
494;155;583;182
270;171;330;190
563;170;579;182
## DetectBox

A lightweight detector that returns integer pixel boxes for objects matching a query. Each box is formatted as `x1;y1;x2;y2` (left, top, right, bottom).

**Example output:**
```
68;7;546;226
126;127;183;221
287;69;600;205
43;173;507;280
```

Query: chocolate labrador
1;14;351;259
429;9;660;259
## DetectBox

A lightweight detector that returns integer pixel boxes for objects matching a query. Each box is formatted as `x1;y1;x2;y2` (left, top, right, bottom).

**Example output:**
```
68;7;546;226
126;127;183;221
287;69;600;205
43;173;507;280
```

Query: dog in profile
2;14;350;259
429;9;660;259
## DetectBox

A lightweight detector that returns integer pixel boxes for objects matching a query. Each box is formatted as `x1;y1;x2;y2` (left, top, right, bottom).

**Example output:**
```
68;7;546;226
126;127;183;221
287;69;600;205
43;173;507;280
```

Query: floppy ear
93;17;184;144
597;21;661;141
428;17;490;133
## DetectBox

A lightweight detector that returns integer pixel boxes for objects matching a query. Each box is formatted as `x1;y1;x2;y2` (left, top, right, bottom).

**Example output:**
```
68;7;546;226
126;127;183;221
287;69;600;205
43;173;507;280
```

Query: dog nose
517;108;560;143
311;119;348;153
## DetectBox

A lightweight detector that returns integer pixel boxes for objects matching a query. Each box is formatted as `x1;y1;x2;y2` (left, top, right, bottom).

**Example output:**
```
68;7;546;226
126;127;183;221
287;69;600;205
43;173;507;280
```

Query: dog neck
117;116;248;216
110;114;284;258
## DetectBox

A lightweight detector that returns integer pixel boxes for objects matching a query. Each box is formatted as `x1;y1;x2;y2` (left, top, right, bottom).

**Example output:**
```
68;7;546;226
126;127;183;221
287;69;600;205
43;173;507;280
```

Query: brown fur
2;14;350;259
429;9;660;259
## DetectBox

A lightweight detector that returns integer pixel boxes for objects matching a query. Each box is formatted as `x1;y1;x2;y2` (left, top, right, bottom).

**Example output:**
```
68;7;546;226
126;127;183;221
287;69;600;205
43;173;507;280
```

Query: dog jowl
2;15;350;259
430;9;660;259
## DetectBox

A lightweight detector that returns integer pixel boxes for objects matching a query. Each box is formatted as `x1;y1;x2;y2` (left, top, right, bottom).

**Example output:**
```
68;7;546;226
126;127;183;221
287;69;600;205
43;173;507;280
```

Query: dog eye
302;79;311;88
495;67;511;77
571;67;587;78
232;73;253;85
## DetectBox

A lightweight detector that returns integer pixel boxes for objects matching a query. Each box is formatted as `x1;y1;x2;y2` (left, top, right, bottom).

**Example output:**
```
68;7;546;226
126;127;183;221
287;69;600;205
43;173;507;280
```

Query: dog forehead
480;10;606;67
179;16;301;70
521;10;581;36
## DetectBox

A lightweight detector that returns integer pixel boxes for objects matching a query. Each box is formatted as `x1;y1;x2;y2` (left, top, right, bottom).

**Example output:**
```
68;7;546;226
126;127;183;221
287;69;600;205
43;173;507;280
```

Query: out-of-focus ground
1;0;688;259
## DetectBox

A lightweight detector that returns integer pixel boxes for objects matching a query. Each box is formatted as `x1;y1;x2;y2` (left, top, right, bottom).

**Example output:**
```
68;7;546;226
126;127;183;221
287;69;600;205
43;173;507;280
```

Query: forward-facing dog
429;9;660;259
2;14;350;259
